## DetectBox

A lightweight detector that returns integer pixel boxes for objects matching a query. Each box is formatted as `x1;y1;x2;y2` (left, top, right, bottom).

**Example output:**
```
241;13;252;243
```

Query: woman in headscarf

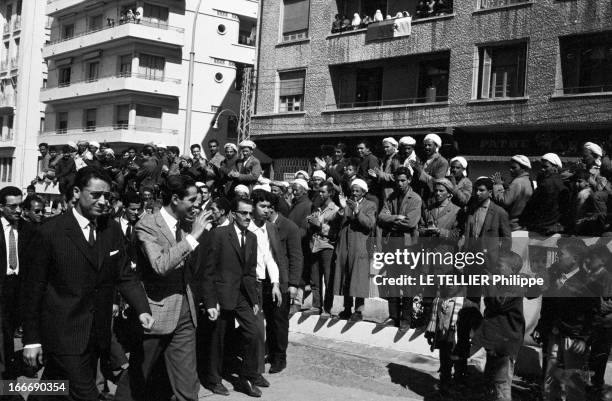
448;156;472;208
333;178;377;322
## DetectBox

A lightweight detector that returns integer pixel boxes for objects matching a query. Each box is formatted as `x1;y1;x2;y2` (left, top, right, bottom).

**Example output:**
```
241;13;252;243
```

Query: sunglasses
86;190;112;200
234;210;252;216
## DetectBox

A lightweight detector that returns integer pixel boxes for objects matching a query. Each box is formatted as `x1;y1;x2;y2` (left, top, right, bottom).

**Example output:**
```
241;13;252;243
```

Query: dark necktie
175;224;182;242
241;230;246;248
126;223;132;240
8;226;17;270
88;222;96;246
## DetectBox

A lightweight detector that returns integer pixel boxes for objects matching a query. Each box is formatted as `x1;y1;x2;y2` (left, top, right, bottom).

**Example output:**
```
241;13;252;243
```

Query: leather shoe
269;359;286;374
379;317;397;327
349;312;363;322
204;382;230;396
252;375;270;387
399;319;410;332
337;309;352;320
301;308;320;317
236;377;262;397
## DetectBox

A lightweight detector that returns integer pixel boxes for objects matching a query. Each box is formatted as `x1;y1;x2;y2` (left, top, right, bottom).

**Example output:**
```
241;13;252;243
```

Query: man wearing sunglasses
23;166;154;401
202;197;262;398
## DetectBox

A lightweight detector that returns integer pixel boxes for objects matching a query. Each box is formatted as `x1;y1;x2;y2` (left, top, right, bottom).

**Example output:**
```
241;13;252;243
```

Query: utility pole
183;0;203;154
237;66;254;144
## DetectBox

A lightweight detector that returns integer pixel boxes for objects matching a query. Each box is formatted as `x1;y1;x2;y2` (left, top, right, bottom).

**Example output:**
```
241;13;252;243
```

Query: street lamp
211;108;238;135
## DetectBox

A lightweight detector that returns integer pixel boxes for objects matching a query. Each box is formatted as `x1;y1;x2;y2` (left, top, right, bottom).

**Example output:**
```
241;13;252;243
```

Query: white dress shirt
119;216;129;236
2;217;18;275
247;221;279;283
73;208;95;241
160;207;199;250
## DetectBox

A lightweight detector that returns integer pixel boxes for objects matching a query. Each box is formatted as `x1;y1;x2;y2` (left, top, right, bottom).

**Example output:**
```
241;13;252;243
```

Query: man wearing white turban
398;136;419;169
582;142;603;168
492;155;533;231
410;133;449;203
227;140;262;189
519;153;568;234
448;156;472;207
370;137;401;203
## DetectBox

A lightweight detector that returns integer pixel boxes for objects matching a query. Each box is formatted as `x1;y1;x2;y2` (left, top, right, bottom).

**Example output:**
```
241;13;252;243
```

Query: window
561;32;612;94
278;70;305;112
119;54;132;77
12;38;18;64
115;105;129;128
143;4;169;25
135;104;162;130
57;111;68;133
417;57;449;102
40;117;45;132
85;108;96;131
227;115;238;140
215;72;224;82
88;14;103;31
58;67;71;87
282;0;309;41
0;157;13;182
217;24;226;34
355;67;383;107
238;19;257;46
476;43;526;99
86;61;99;82
138;54;165;80
42;78;47;88
62;23;74;39
6;114;12;138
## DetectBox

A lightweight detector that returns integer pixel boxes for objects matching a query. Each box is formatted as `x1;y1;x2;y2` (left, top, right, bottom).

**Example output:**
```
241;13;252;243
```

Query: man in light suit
114;175;212;401
201;198;262;398
23;167;154;401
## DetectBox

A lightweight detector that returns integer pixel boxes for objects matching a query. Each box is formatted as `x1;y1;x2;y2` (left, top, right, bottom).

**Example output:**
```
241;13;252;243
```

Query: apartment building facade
39;0;257;167
0;0;48;188
251;0;612;177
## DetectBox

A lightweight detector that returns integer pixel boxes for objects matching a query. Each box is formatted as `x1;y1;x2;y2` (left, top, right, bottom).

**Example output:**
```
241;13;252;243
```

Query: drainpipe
183;0;203;154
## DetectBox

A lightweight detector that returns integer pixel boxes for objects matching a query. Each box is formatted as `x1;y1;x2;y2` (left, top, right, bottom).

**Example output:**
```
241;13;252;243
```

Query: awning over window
279;70;305;96
283;0;309;34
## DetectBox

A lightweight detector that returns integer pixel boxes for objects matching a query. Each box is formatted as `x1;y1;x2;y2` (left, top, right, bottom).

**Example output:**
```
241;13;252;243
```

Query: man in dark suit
23;167;154;401
202;198;262;398
0;186;28;379
114;175;211;401
267;193;303;373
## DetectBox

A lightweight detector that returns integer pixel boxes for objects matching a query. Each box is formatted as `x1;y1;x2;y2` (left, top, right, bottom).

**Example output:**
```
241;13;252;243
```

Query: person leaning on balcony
410;134;449;203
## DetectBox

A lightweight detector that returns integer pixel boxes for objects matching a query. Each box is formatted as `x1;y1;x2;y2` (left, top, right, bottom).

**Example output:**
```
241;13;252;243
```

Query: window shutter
279;71;305;96
480;48;492;99
283;0;309;34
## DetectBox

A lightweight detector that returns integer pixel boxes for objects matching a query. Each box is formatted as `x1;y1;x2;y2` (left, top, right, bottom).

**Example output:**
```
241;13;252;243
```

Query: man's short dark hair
251;189;272;205
208;139;219;146
347;157;361;169
124;190;143;206
268;192;280;211
475;177;494;191
74;166;112;191
39;142;48;148
167;146;180;156
190;144;201;152
27;184;35;191
357;140;371;150
62;145;72;153
231;197;253;212
161;175;196;206
141;145;154;156
557;236;587;262
127;146;137;153
22;194;45;210
0;186;22;205
588;244;611;266
335;142;347;153
214;197;231;215
394;166;412;179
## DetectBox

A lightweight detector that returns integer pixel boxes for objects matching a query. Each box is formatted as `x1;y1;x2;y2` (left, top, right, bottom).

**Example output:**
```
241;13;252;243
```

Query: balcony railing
43;72;181;90
559;84;612;95
47;19;184;46
0;94;15;107
326;95;449;110
40;124;180;136
13;16;21;31
238;34;256;46
478;0;528;9
2;24;9;35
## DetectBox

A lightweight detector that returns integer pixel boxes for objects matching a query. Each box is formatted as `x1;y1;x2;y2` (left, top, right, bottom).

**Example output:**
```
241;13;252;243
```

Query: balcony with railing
41;72;182;102
46;0;91;17
9;58;18;70
476;0;530;10
43;19;184;58
38;124;180;146
2;24;9;35
0;94;16;109
13;16;21;32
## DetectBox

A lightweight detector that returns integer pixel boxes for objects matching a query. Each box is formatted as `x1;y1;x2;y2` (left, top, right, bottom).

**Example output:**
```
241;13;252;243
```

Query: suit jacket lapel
155;211;176;245
228;226;244;264
481;206;494;238
96;223;110;270
65;213;98;269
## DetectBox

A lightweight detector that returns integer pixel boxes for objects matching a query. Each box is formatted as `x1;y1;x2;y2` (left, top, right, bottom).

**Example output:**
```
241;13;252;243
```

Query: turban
424;133;442;148
77;140;89;146
257;176;271;184
350;178;368;192
542;153;562;168
253;183;271;192
382;137;398;147
67;141;77;149
104;148;115;156
584;142;603;157
239;140;256;149
511;155;531;169
450;156;468;176
224;143;238;152
234;184;250;195
156;142;167;149
89;141;100;148
294;170;310;180
312;170;326;180
195;181;206;188
399;136;416;146
433;178;455;193
292;178;309;191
